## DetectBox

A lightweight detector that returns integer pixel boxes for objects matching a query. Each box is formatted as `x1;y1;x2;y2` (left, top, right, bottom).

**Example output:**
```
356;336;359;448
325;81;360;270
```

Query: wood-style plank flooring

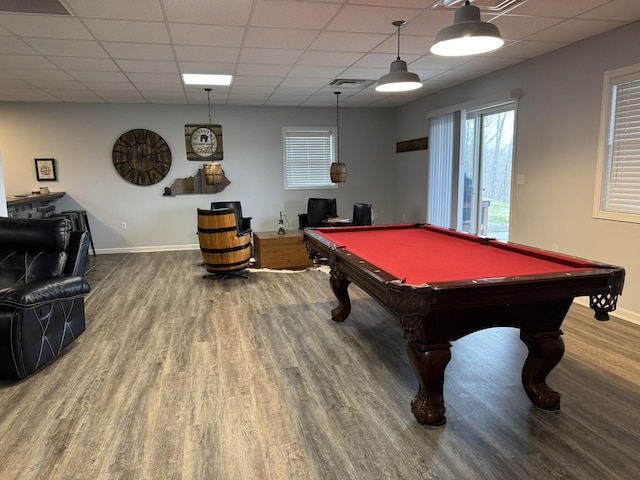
1;250;639;479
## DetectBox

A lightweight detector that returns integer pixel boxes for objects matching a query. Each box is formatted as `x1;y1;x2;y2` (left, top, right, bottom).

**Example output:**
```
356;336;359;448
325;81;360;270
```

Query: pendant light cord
393;20;407;61
335;91;341;163
205;87;212;124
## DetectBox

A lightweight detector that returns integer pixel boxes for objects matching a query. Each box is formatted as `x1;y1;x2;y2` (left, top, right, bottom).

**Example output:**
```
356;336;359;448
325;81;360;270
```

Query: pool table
303;223;625;427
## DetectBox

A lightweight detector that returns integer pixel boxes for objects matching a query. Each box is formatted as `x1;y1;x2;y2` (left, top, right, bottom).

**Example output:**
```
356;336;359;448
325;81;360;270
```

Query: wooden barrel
330;162;347;183
197;208;251;274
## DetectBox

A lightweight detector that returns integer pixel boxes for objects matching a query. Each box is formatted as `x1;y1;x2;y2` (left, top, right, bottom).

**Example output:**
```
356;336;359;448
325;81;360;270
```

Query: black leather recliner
298;198;337;229
211;201;252;234
0;217;91;380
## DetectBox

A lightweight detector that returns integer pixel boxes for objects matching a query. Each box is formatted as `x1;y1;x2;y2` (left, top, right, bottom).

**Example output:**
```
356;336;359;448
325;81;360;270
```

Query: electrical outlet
121;222;127;230
552;244;559;252
516;174;525;185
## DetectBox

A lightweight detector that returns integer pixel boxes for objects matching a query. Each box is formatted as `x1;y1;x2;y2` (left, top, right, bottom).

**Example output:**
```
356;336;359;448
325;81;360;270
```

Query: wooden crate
253;230;313;270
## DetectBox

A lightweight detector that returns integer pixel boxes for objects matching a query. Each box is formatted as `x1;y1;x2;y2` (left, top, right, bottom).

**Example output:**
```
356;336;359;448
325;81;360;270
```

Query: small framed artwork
35;158;57;181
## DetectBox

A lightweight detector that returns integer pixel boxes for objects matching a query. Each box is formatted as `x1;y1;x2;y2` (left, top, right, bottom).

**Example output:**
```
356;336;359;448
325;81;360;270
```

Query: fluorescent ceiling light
182;74;233;86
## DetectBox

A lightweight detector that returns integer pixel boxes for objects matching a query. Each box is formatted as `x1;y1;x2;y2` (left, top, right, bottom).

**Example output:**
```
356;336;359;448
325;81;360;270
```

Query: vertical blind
428;113;454;227
284;128;335;189
603;78;640;215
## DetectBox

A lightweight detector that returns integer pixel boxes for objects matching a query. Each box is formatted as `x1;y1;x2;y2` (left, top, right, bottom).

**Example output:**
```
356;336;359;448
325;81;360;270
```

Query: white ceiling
0;0;638;107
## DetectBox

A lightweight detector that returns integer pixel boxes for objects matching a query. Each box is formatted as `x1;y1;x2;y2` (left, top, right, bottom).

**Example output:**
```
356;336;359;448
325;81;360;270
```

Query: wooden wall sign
185;124;223;161
396;137;428;153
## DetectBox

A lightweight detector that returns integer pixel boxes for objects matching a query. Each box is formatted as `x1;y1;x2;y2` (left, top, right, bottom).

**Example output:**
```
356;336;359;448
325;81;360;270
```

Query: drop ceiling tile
83;19;170;43
177;61;235;75
0;54;57;69
527;18;626;43
163;0;253;26
509;0;611;18
81;81;137;91
27;79;86;89
579;0;640;21
115;59;178;74
229;85;277;95
454;56;523;71
297;50;364;67
309;31;388;52
68;71;129;82
287;65;346;78
141;96;185;104
132;83;187;92
273;85;321;96
239;48;304;65
235;63;292;77
279;77;330;88
0;37;39;55
401;10;457;36
48;57;120;71
175;45;240;63
337;66;386;79
372;34;434;56
127;73;181;84
0;14;92;39
353;52;421;69
410;54;467;70
63;0;165;21
491;39;570;58
327;5;423;34
169;24;246;47
250;0;341;29
5;68;73;80
93;90;145;99
232;75;283;87
244;27;320;49
43;88;96;97
101;42;174;60
492;14;565;40
23;38;108;57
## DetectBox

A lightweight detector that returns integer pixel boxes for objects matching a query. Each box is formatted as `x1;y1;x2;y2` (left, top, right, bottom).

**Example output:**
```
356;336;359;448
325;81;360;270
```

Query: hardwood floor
1;250;639;479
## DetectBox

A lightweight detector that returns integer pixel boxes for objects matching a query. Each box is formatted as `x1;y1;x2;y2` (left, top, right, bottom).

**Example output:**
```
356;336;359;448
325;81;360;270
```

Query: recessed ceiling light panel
182;74;233;86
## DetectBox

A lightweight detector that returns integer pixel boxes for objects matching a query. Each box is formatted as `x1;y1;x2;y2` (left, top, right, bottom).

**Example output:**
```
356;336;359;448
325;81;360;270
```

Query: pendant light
202;88;224;185
330;91;347;183
376;20;422;93
430;0;504;57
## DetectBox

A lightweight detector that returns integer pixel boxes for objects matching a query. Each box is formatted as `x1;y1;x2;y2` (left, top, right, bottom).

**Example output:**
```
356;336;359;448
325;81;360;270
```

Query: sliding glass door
460;105;515;240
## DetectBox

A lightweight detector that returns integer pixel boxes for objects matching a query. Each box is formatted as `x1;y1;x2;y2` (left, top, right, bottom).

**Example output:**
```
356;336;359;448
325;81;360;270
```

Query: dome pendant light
376;20;422;93
330;91;347;183
430;0;504;57
202;88;224;185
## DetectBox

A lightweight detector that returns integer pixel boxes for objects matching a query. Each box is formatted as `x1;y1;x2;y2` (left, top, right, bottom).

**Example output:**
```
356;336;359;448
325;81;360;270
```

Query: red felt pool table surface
314;224;596;285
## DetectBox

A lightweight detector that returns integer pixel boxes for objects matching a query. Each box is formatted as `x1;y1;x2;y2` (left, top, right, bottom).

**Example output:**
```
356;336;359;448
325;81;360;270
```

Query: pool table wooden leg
329;268;351;322
407;340;452;427
520;330;564;410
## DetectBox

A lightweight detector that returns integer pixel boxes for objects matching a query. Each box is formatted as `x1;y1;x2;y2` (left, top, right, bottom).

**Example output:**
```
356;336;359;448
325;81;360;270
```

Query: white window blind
283;128;336;190
595;64;640;223
427;113;454;228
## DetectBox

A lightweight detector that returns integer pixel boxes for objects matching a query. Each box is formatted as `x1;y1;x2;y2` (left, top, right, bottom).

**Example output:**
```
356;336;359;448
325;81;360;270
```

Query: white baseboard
95;244;200;254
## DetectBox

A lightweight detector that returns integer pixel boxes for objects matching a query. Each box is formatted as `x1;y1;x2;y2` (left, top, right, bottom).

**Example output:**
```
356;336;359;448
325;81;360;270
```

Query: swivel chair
198;208;252;281
351;203;373;226
211;201;252;234
298;198;337;229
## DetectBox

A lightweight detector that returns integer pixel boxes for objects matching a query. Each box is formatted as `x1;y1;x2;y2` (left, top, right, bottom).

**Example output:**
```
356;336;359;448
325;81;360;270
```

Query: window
594;63;640;223
283;127;337;190
427;96;516;240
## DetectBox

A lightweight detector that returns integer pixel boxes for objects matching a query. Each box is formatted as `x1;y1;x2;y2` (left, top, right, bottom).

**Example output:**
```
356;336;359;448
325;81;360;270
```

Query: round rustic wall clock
112;129;172;185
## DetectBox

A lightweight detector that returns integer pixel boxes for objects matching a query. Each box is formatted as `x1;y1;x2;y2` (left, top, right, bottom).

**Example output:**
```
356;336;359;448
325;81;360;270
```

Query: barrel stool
60;210;96;257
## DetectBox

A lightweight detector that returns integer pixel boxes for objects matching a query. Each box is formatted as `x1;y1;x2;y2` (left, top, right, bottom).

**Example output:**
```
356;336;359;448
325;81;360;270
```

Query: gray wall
0;103;394;250
394;21;640;321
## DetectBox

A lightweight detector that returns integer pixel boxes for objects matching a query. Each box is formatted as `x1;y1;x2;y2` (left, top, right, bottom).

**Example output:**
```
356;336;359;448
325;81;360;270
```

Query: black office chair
298;198;337;228
351;203;373;226
211;201;252;234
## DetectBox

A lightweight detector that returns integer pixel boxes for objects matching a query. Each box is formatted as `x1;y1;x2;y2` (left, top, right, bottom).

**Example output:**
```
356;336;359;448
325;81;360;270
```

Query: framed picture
35;158;57;181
